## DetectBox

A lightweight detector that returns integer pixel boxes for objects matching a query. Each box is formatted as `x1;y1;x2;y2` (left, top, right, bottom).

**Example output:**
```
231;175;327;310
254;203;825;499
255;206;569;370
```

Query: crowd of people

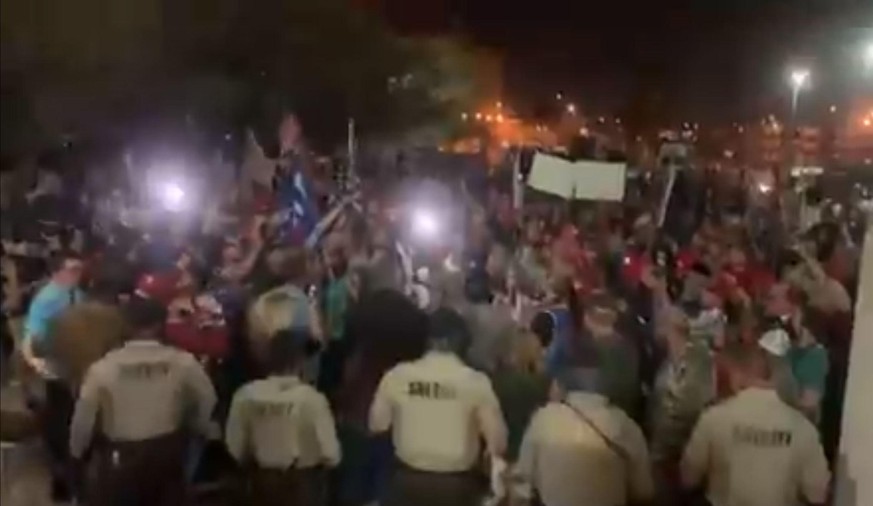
0;112;866;506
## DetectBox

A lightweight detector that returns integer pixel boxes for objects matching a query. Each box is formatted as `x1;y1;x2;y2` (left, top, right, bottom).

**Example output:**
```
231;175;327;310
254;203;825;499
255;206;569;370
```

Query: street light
556;92;563;101
566;103;576;115
789;68;810;117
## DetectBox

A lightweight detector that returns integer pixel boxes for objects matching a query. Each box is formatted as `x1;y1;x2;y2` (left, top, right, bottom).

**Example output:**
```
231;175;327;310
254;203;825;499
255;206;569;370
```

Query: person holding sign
370;308;508;506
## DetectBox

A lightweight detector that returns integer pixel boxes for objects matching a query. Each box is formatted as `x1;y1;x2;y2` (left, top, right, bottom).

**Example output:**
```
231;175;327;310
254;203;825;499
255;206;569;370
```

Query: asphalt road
1;378;235;506
1;380;56;506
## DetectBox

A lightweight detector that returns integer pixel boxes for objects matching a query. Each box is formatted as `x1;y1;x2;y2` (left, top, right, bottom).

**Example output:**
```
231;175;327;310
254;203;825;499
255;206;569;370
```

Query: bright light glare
161;183;185;211
865;42;873;65
412;209;440;239
566;103;577;114
790;69;810;89
758;183;773;194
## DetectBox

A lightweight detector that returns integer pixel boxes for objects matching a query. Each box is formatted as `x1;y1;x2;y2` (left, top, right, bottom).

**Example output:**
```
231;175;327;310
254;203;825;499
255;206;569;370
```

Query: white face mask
699;307;724;321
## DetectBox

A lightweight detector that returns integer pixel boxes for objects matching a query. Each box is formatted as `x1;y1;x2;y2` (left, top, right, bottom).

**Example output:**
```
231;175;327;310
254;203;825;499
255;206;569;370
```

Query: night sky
385;0;872;124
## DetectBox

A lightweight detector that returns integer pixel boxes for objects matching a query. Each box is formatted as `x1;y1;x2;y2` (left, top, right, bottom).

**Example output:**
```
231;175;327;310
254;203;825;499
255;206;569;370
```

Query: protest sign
527;153;626;201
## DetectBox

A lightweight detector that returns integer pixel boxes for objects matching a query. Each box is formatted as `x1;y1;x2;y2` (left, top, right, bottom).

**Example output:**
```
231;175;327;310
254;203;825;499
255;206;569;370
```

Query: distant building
734;120;822;170
834;101;873;165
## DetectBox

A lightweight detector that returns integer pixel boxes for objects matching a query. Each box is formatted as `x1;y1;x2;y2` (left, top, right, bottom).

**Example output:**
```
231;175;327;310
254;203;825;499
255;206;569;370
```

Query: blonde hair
500;329;545;376
247;286;315;366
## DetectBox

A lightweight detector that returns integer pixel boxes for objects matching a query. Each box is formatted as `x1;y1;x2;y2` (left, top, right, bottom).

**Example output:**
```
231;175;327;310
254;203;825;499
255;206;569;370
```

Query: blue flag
275;154;320;245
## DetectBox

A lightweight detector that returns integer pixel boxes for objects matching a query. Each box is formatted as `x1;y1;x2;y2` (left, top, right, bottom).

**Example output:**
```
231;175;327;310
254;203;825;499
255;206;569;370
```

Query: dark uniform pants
89;432;188;506
382;463;483;506
242;466;326;506
42;379;75;494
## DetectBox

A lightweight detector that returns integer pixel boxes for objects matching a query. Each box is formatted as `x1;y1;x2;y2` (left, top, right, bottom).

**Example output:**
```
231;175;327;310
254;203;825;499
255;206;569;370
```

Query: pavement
1;380;56;506
0;378;231;506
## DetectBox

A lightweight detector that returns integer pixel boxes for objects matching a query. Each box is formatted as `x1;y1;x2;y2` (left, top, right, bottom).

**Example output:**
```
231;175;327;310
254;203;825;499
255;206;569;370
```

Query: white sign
835;224;873;506
527;153;626;201
790;166;824;177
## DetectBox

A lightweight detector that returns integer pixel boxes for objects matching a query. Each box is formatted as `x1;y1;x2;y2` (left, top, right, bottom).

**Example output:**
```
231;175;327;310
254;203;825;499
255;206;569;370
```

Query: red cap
135;271;183;305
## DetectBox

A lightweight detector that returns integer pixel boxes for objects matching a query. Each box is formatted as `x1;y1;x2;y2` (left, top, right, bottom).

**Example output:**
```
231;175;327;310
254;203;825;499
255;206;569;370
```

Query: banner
527;153;626;201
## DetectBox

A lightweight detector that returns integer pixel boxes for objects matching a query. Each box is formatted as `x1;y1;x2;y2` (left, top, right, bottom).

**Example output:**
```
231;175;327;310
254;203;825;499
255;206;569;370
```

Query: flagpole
512;148;524;213
658;164;677;228
347;118;356;185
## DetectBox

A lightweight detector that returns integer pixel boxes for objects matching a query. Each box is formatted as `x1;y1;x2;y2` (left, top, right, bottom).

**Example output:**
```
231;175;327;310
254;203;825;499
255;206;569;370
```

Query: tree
1;0;476;153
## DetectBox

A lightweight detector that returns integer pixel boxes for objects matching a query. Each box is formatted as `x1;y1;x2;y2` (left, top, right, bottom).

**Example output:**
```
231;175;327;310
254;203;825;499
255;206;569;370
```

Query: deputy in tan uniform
225;328;341;506
681;343;830;506
514;364;654;506
370;307;508;506
69;297;218;506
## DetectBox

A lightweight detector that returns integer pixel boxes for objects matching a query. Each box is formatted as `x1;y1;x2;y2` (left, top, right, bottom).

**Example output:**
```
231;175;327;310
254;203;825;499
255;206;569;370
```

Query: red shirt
622;250;650;287
675;249;700;278
164;294;230;360
723;264;775;299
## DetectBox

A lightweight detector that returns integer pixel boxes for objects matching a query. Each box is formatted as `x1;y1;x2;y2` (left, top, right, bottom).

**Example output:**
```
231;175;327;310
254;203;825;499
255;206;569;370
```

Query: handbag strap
561;401;630;465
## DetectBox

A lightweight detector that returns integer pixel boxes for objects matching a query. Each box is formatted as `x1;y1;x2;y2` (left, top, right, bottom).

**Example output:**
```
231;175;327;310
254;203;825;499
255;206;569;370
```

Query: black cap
124;296;168;331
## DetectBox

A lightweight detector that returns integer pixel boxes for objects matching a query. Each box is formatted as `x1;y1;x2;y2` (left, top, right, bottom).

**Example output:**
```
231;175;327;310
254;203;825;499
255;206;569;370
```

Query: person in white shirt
225;328;340;506
69;296;217;506
370;307;508;506
514;363;654;506
681;343;830;506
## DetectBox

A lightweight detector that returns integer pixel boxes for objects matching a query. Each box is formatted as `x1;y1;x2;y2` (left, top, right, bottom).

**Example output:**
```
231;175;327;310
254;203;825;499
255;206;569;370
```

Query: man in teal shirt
319;237;352;399
23;252;85;378
22;251;85;502
759;313;829;425
786;311;828;424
